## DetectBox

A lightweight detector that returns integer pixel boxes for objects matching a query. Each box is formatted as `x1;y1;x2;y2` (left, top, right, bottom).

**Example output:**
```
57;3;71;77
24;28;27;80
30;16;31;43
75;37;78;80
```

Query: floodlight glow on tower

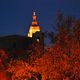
28;12;40;37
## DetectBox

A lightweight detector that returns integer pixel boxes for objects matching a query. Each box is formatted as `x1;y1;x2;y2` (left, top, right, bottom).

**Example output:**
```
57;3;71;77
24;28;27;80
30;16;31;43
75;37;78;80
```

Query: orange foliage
0;49;10;80
1;41;80;80
1;14;80;80
1;35;80;80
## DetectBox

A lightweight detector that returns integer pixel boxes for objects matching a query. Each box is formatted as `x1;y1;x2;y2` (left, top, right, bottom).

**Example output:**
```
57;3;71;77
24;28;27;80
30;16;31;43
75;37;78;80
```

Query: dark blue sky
0;0;80;36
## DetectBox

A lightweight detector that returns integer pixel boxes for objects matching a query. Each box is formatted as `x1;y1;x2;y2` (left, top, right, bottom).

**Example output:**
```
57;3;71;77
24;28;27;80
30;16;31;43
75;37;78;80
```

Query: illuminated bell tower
28;12;40;38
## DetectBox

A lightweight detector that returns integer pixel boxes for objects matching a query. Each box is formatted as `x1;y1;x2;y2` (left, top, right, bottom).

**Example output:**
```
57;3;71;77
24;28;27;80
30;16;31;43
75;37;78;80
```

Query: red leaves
0;71;9;80
5;41;80;80
0;41;80;80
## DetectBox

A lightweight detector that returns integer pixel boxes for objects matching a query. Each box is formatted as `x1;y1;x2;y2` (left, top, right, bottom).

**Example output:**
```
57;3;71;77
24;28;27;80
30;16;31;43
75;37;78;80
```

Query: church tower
28;12;40;38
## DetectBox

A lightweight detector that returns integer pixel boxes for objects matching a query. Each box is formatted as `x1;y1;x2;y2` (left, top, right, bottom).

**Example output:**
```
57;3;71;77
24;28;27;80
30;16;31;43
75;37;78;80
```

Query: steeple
28;11;40;37
33;12;36;20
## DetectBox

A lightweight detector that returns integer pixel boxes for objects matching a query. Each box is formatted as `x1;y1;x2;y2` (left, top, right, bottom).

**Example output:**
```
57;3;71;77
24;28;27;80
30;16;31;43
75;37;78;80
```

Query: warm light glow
28;26;40;37
32;21;38;25
33;16;36;20
28;12;40;37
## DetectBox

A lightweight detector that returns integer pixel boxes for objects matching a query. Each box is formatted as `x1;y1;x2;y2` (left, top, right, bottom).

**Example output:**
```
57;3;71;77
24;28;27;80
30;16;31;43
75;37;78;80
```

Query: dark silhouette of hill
0;35;33;58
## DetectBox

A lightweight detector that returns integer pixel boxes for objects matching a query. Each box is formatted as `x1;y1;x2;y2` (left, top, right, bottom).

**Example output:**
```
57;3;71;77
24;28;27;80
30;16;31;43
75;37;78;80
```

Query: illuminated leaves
3;40;80;80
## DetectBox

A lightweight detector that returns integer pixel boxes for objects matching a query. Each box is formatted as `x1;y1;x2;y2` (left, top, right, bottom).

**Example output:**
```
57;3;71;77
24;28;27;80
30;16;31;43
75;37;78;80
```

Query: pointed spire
33;11;36;16
33;11;37;21
28;11;40;37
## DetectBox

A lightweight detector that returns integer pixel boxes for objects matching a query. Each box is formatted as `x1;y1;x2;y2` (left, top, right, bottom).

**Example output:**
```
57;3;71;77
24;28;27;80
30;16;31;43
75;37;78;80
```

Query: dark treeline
48;10;80;46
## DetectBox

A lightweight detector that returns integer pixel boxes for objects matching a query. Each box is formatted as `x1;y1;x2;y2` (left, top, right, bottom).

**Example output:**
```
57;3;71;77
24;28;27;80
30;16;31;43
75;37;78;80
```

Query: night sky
0;0;80;36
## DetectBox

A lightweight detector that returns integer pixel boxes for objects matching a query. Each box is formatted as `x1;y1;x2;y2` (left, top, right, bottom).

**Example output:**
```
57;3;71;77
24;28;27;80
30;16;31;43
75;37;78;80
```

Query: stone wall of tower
33;31;44;48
